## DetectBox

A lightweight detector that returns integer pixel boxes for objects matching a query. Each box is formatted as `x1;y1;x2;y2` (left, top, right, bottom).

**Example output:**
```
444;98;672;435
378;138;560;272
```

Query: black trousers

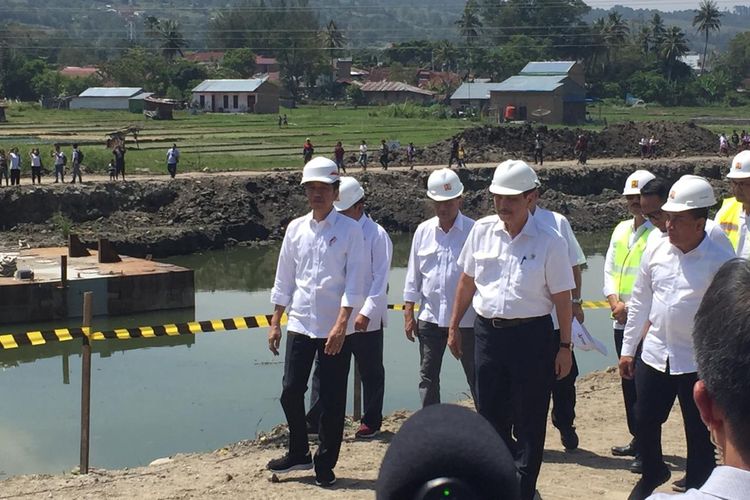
551;329;578;431
280;331;351;474
533;149;544;165
635;359;715;489
31;167;41;184
615;328;639;444
167;163;177;178
474;315;556;500
10;169;20;185
308;329;385;430
417;320;476;407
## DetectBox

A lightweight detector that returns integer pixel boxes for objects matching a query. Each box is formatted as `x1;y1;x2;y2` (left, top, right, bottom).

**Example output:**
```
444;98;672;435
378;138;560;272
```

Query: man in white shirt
71;144;83;184
403;168;476;407
449;160;575;500
306;177;393;439
167;144;180;179
648;259;750;499
266;157;365;488
528;172;587;451
53;143;66;183
715;150;750;257
619;175;734;500
604;169;655;470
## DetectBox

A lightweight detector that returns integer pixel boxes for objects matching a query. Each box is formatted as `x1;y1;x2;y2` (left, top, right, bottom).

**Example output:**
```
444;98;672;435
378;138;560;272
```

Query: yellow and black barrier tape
0;301;611;350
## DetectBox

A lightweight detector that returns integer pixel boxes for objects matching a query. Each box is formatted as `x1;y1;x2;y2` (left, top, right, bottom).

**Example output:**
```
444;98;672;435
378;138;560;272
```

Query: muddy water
0;231;615;477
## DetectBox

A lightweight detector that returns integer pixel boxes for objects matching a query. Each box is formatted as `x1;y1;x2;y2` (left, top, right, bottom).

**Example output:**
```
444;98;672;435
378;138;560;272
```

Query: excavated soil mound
408;121;718;166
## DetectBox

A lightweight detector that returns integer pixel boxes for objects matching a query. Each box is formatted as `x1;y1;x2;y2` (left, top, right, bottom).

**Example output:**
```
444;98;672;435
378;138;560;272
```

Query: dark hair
694;259;750;460
640;178;669;202
73;143;78;148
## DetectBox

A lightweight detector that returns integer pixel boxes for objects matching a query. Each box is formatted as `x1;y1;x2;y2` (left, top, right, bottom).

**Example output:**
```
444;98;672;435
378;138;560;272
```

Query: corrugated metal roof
492;75;566;93
360;81;435;96
78;87;143;98
450;82;507;100
129;92;154;101
520;61;576;75
192;78;268;93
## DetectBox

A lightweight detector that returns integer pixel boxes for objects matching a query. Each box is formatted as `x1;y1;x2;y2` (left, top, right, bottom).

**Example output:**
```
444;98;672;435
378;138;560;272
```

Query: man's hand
611;301;628;324
573;302;585;324
404;310;418;342
354;314;370;333
619;356;636;380
447;326;462;360
324;323;347;355
555;348;573;379
268;324;282;356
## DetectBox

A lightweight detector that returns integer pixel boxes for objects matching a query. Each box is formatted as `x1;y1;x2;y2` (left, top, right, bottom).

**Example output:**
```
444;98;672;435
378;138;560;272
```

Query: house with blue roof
488;61;586;125
191;77;279;114
70;87;146;110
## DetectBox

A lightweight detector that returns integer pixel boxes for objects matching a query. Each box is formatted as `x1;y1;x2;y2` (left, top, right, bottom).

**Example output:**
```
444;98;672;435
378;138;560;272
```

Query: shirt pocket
417;246;438;275
512;255;544;287
320;232;348;272
473;251;502;286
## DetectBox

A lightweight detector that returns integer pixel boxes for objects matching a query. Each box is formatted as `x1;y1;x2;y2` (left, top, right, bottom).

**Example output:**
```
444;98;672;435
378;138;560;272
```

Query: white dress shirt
603;218;654;329
403;212;476;328
9;152;20;170
458;213;575;320
647;466;750;499
270;209;365;339
725;208;750;259
646;220;734;255
622;234;734;374
355;214;393;332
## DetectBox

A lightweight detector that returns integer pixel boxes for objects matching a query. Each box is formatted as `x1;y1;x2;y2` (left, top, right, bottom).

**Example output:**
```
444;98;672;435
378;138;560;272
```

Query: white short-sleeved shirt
355;214;393;332
403;213;476;328
646;220;734;255
458;213;575;320
270;209;365;338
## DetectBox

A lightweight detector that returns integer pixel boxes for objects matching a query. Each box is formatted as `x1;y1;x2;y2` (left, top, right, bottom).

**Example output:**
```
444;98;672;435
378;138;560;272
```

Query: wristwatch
571;298;583;305
559;342;573;350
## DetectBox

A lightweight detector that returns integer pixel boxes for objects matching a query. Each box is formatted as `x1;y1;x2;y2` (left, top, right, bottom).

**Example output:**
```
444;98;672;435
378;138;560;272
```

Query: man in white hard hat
525;164;587;451
403;168;476;408
307;176;393;439
619;175;734;500
715;150;750;257
266;157;365;487
448;160;575;500
604;169;656;471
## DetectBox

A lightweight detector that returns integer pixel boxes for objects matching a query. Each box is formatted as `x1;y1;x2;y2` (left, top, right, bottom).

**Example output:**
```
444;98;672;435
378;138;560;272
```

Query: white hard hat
300;156;340;184
334;176;365;211
726;150;750;179
427;168;464;201
623;170;656;195
661;175;717;212
489;160;538;195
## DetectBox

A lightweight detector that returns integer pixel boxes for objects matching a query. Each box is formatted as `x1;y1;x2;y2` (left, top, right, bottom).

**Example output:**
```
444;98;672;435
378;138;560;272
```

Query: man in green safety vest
603;169;655;473
715;150;750;258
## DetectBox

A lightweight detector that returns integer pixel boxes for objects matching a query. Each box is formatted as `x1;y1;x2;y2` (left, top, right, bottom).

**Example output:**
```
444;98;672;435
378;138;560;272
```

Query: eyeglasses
643;210;665;221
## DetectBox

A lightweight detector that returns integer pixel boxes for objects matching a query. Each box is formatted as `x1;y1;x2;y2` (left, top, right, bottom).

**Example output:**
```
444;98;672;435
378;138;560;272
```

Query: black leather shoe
672;475;687;492
560;427;579;450
628;466;670;500
629;456;643;474
612;440;637;457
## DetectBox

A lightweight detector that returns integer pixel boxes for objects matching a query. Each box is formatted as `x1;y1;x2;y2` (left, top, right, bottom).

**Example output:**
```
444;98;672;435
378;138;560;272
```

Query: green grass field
0;102;747;174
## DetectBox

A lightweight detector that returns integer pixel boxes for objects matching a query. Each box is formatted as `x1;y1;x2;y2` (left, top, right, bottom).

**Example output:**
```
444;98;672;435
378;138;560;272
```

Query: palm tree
455;0;482;46
693;0;722;75
661;26;689;81
635;25;652;55
319;19;346;66
145;17;187;61
433;41;457;72
650;13;666;50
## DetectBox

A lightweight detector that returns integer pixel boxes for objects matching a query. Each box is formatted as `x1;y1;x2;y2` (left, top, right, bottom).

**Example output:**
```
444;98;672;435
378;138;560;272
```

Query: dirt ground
0;369;692;500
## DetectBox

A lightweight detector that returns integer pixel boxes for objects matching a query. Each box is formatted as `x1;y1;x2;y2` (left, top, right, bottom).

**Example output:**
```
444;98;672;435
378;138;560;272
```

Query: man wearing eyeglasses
715;150;750;257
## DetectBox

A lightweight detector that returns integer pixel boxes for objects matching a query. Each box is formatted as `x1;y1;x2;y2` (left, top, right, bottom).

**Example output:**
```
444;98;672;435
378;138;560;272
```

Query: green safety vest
715;197;742;251
611;220;653;303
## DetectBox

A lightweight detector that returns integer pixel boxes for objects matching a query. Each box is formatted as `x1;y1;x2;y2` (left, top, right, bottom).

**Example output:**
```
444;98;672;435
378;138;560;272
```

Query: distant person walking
70;144;83;184
648;135;659;159
574;135;588;165
457;144;467;168
448;137;459;168
407;142;416;169
30;148;42;184
278;115;283;128
379;139;389;170
334;141;346;174
112;145;126;180
639;137;648;159
358;140;368;170
283;114;288;127
719;133;729;157
303;138;314;164
8;148;21;186
52;144;66;183
167;144;180;178
534;133;545;165
731;130;740;150
0;149;8;186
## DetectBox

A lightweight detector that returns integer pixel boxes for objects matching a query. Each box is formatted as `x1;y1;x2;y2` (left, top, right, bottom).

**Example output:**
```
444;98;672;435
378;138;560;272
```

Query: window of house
199;95;205;107
223;95;229;109
233;95;238;108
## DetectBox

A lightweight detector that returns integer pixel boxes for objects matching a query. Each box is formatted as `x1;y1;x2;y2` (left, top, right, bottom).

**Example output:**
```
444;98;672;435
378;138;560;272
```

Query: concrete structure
450;82;508;114
489;61;586;125
191;78;279;114
70;87;145;110
359;81;435;105
0;247;194;325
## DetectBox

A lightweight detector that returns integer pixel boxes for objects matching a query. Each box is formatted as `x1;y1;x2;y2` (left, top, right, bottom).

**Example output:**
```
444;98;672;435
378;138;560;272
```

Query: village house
359;81;435;105
70;87;145;110
191;78;279;114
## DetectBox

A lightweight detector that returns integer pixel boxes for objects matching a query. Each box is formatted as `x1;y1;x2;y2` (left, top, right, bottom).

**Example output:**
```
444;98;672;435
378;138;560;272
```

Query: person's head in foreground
693;258;750;471
376;404;520;500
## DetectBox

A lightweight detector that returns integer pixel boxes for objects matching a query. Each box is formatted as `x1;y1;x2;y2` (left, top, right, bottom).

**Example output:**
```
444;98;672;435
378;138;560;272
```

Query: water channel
0;231;613;478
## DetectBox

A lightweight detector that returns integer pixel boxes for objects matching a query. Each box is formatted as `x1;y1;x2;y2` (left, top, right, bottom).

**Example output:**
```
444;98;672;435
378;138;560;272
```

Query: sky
585;0;743;11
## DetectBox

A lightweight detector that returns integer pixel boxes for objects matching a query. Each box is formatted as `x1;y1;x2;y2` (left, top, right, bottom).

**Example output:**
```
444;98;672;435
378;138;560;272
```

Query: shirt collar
433;211;465;234
701;466;750;497
669;232;711;257
306;207;338;228
493;211;538;238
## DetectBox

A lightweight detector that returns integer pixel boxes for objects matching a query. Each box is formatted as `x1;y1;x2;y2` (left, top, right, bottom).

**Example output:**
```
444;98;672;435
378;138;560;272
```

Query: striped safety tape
0;302;611;350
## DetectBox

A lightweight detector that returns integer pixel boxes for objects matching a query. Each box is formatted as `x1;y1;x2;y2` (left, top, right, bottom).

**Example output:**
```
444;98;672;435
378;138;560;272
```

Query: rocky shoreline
0;158;731;258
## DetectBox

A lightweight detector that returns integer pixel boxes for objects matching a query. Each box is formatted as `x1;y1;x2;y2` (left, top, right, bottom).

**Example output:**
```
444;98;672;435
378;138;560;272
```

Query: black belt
480;315;548;329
